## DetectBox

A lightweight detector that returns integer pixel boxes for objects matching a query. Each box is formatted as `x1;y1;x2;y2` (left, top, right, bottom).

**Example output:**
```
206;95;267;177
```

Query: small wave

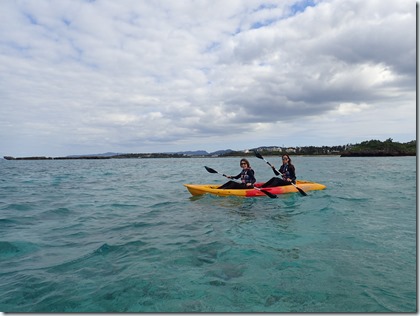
6;203;34;211
206;263;245;281
46;239;150;273
362;289;397;312
40;207;73;219
108;203;139;209
335;195;370;202
150;201;180;209
111;221;155;233
0;241;19;255
94;243;112;254
93;240;148;255
0;241;39;258
0;218;17;227
44;242;117;273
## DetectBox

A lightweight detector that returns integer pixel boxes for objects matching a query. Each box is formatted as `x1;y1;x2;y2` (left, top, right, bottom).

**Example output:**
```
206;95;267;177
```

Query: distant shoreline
3;139;416;160
3;153;415;161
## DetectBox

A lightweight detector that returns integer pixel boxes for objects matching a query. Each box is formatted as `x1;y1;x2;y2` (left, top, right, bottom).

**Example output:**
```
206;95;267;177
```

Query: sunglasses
240;162;247;165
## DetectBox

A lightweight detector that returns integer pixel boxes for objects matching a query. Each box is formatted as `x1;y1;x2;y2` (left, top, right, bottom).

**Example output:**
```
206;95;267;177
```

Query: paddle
253;152;308;196
204;166;277;199
254;152;280;176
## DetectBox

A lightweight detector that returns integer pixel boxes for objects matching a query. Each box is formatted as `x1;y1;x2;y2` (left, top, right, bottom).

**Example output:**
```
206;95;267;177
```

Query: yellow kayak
184;181;326;197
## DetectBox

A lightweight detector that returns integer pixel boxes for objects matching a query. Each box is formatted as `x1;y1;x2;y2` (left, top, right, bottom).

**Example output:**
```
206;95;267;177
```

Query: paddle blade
254;151;264;159
259;189;278;199
254;151;280;175
296;187;308;196
292;183;307;196
272;169;280;176
204;166;218;174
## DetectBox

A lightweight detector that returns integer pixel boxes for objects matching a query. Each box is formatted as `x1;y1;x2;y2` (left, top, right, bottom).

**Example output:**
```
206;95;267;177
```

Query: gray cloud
0;0;415;156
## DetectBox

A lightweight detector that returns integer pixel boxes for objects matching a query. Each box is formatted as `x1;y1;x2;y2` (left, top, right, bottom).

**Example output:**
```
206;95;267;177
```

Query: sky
0;0;416;157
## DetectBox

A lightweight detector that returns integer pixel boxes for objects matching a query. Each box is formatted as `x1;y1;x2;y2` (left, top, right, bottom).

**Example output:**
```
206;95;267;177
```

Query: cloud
0;0;415;156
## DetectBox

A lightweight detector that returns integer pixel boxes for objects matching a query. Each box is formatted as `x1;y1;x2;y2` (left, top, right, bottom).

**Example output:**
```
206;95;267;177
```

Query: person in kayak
218;158;256;189
261;154;296;187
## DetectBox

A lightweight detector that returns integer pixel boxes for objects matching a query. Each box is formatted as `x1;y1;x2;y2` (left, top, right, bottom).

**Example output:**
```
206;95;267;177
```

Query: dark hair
282;154;292;164
240;158;251;167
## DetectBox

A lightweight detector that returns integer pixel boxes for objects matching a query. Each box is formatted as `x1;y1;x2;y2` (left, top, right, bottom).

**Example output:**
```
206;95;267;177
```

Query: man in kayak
261;154;296;187
218;158;256;189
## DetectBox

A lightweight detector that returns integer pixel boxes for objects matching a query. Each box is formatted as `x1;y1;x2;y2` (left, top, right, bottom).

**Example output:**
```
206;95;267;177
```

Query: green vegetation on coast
222;139;416;157
339;138;416;157
3;139;416;160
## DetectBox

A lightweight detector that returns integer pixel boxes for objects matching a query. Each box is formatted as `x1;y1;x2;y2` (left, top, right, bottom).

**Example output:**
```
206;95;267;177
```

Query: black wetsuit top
232;168;256;185
279;164;296;182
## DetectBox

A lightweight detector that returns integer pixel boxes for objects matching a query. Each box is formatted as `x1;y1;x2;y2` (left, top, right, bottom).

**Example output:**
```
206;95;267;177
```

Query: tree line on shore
246;139;416;157
3;138;416;160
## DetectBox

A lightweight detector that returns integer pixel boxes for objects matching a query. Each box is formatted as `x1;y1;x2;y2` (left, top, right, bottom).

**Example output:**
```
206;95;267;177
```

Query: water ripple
0;157;416;312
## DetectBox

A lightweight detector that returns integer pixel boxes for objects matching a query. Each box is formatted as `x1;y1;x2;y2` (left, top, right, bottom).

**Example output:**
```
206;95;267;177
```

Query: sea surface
0;156;416;313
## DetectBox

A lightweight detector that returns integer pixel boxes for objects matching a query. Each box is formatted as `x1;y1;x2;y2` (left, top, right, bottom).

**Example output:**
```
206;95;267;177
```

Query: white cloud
0;0;415;156
334;103;371;115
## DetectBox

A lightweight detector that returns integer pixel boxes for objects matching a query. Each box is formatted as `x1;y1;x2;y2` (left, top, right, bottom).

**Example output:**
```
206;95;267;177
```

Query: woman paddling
218;158;256;189
261;154;296;187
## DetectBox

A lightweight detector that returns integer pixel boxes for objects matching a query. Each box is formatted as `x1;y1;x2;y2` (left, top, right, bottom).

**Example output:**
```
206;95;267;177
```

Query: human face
282;156;289;163
240;161;248;168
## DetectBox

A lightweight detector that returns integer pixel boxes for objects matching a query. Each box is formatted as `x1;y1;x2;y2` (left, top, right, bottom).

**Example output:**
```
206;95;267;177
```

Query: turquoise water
0;156;416;312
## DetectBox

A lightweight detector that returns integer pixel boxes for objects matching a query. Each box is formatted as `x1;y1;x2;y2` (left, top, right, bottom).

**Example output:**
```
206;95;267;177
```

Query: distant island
3;138;416;160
